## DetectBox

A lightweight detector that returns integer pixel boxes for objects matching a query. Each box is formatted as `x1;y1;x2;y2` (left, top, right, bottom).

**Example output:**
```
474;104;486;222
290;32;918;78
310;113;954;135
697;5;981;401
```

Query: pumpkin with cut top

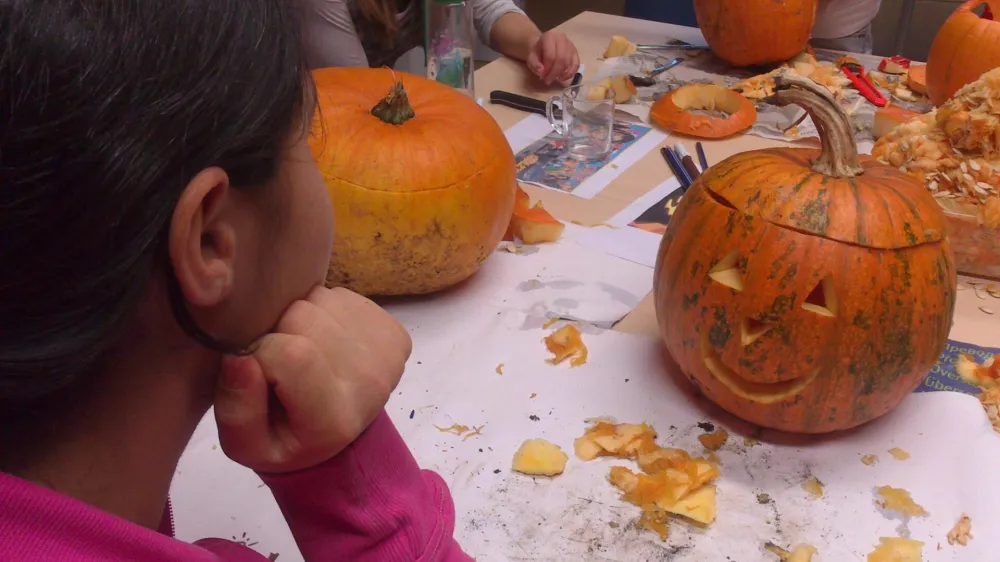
926;0;1000;106
653;75;957;434
310;68;516;296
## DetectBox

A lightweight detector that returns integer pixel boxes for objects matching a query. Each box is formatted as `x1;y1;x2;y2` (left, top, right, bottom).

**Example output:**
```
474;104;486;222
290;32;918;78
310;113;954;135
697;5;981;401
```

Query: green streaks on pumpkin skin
769;293;795;317
852;310;872;330
768;324;793;346
708;306;731;348
767;260;782;280
778;263;798;290
724;212;738;236
690;261;703;278
902;222;918;246
791;172;815;194
847;177;868;245
791;187;831;235
682;293;700;310
894;251;912;289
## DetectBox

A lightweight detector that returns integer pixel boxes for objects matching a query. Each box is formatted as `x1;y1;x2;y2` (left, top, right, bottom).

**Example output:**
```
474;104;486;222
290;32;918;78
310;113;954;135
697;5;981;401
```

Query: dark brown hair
0;0;311;464
357;0;401;44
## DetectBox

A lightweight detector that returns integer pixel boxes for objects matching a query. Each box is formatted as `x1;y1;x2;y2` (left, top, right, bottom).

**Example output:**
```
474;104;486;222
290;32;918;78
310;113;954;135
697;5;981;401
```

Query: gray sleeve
471;0;526;49
300;0;370;69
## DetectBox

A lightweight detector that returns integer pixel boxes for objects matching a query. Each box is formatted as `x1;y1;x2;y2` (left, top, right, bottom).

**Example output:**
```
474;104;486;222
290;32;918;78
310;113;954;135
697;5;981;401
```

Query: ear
168;167;238;308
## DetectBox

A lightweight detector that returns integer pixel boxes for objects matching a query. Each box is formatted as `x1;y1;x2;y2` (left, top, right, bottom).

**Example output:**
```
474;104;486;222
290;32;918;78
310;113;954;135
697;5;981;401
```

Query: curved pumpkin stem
767;74;863;178
371;79;416;125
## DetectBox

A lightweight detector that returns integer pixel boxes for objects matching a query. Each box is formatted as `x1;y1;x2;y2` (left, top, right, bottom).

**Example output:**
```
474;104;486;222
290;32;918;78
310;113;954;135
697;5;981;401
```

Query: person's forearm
489;12;541;62
260;411;472;561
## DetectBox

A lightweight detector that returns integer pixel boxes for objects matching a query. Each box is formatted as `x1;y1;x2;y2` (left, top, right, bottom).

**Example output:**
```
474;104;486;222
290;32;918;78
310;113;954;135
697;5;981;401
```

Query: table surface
474;10;1000;349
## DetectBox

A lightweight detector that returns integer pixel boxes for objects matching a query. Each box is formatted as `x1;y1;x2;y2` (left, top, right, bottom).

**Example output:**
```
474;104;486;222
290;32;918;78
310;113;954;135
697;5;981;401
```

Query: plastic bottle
425;0;475;97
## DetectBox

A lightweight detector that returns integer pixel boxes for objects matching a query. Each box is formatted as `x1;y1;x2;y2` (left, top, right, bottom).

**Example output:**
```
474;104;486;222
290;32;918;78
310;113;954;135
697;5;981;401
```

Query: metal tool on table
488;90;642;123
637;44;711;52
629;57;684;87
840;62;887;107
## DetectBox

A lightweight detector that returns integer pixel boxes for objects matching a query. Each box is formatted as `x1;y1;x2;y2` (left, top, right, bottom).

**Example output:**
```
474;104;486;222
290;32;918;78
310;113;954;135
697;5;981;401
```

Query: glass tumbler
545;84;616;161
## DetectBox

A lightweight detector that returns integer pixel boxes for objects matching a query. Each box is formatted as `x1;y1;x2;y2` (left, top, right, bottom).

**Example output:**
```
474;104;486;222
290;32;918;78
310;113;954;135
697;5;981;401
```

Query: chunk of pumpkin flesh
510;201;565;244
511;438;568;476
766;543;819;562
665;485;717;525
503;187;533;241
876;486;928;517
544;324;587;366
866;537;923;562
608;464;719;524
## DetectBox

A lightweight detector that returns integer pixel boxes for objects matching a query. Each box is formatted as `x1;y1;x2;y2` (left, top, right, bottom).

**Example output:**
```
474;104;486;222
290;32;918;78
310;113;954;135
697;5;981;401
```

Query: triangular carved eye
740;317;776;346
802;275;837;317
708;250;744;292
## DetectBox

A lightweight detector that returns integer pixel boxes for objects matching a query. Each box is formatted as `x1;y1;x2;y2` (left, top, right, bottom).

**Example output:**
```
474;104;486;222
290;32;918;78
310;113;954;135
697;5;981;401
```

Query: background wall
523;0;968;62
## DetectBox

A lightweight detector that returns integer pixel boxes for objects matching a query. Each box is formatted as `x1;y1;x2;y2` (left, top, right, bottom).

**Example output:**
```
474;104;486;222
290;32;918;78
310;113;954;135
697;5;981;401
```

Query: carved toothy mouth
700;333;819;403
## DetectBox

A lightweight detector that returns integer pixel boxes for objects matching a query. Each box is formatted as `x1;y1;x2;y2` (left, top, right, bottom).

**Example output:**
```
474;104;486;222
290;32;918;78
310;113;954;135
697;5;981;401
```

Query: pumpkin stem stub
371;80;416;125
766;75;863;179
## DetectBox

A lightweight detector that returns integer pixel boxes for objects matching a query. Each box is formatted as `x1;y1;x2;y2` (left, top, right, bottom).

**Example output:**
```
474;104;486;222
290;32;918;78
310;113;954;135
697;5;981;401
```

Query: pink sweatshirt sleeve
259;411;473;562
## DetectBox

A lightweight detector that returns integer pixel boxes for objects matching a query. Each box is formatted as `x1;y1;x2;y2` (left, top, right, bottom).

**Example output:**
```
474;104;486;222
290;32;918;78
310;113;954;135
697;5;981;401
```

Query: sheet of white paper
391;311;1000;562
576;177;682;267
171;291;1000;562
392;223;654;328
504;114;668;200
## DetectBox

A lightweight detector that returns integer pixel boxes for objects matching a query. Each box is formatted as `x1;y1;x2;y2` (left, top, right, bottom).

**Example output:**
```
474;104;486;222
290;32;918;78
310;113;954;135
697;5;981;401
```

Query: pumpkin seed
960;161;968;173
979;306;995;315
969;160;982;172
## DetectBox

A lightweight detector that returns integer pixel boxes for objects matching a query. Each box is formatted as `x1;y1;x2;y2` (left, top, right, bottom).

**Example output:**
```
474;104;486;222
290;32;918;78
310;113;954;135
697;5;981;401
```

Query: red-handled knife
841;62;887;107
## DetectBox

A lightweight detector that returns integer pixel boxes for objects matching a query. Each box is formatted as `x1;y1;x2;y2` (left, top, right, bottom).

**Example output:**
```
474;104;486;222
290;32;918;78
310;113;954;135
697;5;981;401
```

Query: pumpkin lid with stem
370;78;416;125
696;74;947;250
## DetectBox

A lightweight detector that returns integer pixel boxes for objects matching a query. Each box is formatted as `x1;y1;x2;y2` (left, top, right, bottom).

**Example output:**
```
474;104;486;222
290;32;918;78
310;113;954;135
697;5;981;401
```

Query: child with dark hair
0;0;470;560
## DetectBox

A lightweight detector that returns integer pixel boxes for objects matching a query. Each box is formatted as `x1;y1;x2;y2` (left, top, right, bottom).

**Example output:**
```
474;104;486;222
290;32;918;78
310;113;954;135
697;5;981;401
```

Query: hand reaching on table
526;30;580;86
213;286;412;474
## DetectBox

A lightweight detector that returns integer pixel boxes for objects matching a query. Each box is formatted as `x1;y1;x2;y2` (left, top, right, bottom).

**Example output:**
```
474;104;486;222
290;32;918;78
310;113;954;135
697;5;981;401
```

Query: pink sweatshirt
0;411;472;561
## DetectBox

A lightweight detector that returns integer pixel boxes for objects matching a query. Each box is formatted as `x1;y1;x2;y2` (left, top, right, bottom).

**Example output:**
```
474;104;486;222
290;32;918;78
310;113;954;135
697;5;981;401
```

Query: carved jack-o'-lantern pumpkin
653;76;957;434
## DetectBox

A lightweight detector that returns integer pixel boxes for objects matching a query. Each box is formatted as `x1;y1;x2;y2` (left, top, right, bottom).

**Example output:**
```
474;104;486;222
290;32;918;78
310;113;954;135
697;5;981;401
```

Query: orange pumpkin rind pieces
876;485;929;517
651;84;757;139
543;324;587;367
867;537;924;562
947;513;973;546
697;429;729;451
580;421;721;534
506;186;565;244
955;353;999;388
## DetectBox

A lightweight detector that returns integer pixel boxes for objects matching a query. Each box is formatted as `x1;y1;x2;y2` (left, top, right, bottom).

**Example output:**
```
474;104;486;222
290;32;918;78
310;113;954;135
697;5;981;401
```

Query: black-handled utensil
489;90;643;124
489;90;557;118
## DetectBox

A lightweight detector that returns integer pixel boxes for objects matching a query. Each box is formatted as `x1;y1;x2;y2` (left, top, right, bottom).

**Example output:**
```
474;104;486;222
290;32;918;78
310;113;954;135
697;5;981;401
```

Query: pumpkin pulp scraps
574;421;720;540
955;352;1000;432
866;537;924;562
504;186;565;244
544;324;588;367
511;438;568;476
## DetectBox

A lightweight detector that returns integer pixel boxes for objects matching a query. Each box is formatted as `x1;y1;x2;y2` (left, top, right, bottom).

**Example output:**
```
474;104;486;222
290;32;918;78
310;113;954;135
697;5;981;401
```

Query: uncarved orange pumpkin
653;75;957;434
694;0;818;67
310;68;516;296
926;0;1000;106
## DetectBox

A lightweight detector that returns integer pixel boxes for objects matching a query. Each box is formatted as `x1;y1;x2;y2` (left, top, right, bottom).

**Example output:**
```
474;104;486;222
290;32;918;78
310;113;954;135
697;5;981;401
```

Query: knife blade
489;90;642;123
